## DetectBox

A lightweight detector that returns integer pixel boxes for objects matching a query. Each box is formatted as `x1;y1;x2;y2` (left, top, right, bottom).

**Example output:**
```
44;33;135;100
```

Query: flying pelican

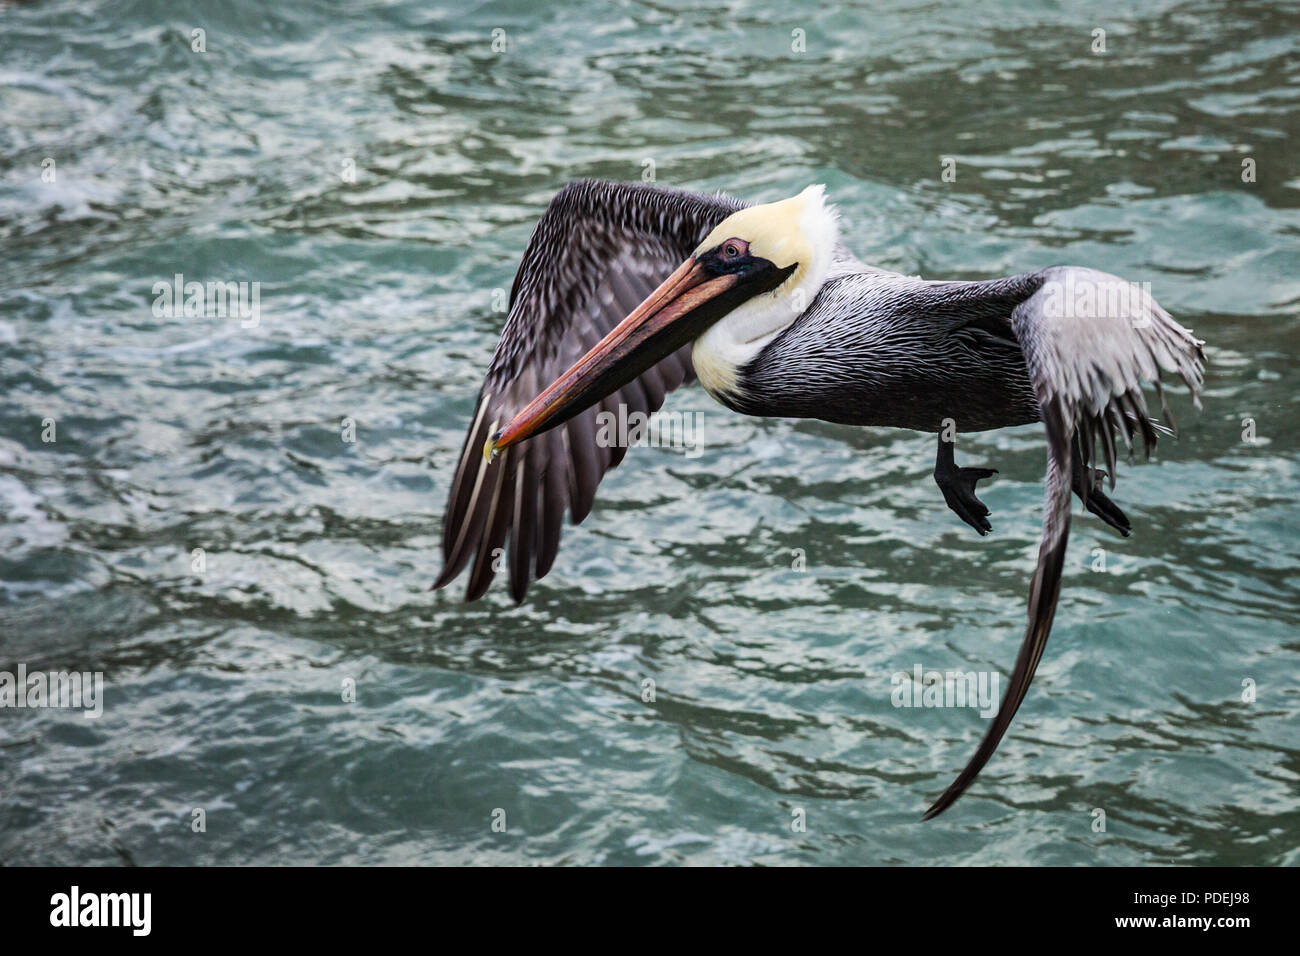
435;180;1205;819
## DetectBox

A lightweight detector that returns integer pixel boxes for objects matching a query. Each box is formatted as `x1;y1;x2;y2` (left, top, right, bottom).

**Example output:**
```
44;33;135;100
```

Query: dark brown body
727;267;1043;433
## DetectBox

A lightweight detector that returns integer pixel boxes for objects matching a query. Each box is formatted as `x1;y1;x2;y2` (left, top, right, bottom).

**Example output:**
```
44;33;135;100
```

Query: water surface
1;0;1297;865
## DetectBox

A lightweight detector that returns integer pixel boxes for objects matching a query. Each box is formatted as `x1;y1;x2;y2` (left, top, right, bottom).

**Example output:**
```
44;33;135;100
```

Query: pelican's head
487;184;839;459
690;185;839;399
692;183;837;309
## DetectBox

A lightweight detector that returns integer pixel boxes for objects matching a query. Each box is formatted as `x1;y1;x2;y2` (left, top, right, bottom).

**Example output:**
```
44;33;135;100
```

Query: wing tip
431;562;458;592
464;575;493;603
922;771;977;820
920;798;952;822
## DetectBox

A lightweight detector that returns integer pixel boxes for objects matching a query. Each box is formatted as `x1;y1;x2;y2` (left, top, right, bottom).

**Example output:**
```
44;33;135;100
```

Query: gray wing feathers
436;180;744;602
925;266;1205;818
1017;266;1204;485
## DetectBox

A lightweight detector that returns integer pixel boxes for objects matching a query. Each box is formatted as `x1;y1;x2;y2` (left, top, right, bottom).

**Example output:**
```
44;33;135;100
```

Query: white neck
691;185;838;402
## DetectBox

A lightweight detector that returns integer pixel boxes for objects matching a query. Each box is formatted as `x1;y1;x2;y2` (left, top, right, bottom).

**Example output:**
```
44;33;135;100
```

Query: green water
1;0;1297;865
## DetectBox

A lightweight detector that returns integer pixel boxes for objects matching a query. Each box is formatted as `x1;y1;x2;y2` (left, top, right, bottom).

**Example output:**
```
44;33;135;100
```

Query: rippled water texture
1;0;1298;865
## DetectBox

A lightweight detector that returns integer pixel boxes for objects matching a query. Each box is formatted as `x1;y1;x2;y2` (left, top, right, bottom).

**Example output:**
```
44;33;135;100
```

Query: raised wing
435;180;744;602
923;266;1205;819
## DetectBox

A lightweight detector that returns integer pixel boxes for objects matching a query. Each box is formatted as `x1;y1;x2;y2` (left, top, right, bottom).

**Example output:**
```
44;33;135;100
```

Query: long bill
483;257;748;462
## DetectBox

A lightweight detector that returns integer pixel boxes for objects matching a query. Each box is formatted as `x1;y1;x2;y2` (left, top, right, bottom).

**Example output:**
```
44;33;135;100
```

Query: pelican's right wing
435;180;745;603
924;266;1205;819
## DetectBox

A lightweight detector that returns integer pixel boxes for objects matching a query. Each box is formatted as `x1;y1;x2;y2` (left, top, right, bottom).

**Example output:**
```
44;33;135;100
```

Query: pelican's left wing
923;266;1205;819
435;180;744;602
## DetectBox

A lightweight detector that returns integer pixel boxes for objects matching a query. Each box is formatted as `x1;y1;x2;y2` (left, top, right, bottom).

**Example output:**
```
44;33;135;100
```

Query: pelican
435;180;1205;819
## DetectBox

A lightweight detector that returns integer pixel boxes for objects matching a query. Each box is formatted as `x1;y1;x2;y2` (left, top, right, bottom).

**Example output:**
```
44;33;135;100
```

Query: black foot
1073;466;1131;536
935;464;998;535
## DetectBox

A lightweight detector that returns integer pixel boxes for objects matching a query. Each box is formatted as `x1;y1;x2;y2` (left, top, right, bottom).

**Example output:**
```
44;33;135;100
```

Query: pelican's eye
719;239;748;260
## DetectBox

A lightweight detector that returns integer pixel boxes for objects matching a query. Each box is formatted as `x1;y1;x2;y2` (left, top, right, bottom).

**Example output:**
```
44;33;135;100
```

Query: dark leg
934;433;997;535
1071;456;1131;536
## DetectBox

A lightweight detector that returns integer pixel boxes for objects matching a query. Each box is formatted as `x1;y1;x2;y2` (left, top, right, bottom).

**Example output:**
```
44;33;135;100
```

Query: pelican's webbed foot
934;435;997;535
1072;460;1132;536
